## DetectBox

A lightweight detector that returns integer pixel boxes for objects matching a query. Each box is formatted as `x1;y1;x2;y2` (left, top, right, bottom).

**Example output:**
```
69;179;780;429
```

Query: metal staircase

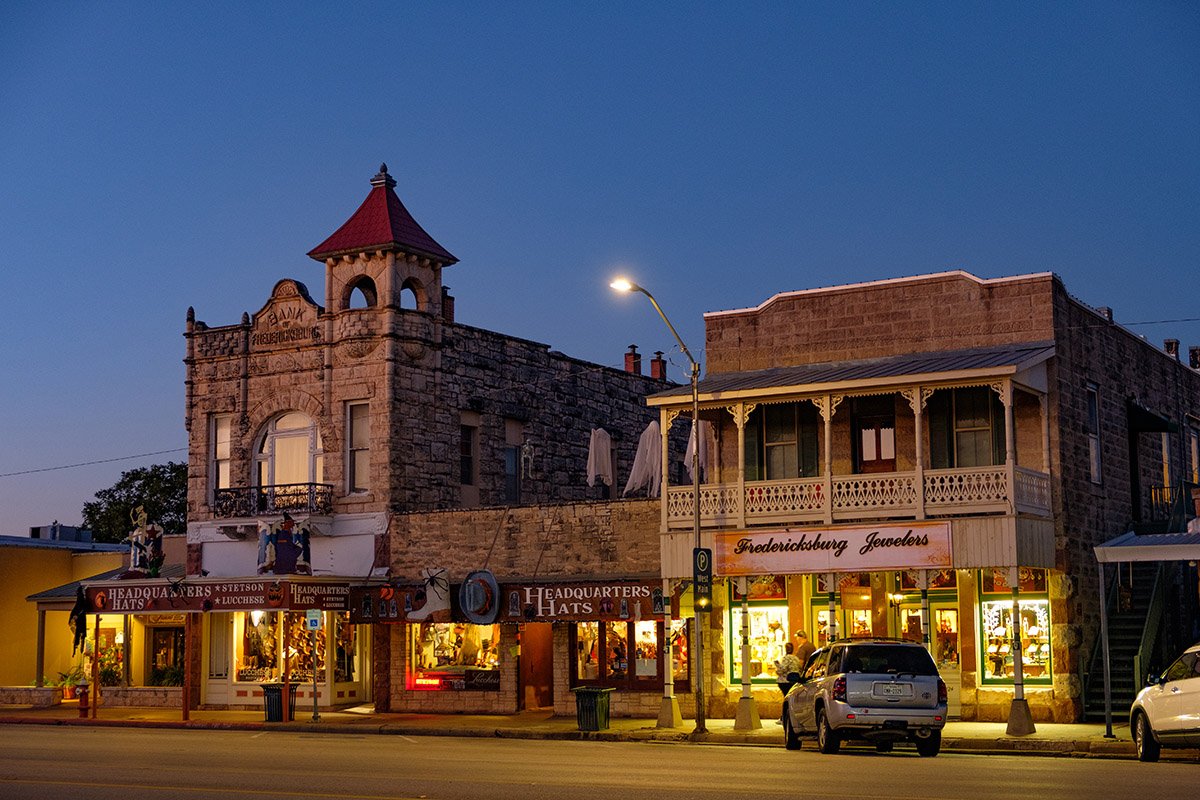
1082;561;1158;723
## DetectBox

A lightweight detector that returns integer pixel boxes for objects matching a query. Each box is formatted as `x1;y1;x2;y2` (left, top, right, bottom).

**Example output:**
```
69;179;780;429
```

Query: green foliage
81;462;188;544
56;664;85;687
149;664;184;686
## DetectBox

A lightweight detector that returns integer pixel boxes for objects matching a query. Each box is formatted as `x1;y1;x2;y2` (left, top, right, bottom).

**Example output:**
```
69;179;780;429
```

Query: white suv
1130;641;1200;762
782;638;947;756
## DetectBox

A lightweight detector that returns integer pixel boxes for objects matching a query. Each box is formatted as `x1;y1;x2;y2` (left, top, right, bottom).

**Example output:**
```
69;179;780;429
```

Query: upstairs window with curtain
347;403;369;493
211;414;232;496
928;388;1005;469
744;402;819;481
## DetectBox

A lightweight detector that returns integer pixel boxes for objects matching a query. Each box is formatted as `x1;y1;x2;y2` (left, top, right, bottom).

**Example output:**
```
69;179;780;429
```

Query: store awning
26;564;186;612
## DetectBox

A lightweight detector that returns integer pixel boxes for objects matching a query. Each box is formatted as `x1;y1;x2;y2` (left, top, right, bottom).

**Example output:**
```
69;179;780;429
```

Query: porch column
903;388;928;520
122;616;132;686
734;403;748;528
999;380;1016;514
825;573;839;642
733;578;762;730
915;569;931;652
91;614;100;719
657;577;682;728
816;396;841;524
35;610;46;688
1097;560;1115;738
659;408;673;531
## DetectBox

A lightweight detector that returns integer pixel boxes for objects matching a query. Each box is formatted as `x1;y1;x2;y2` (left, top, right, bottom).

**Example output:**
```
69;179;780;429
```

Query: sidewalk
1;701;1195;761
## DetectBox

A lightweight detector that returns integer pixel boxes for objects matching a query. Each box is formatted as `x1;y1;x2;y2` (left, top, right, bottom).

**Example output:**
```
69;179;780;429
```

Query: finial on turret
371;162;396;189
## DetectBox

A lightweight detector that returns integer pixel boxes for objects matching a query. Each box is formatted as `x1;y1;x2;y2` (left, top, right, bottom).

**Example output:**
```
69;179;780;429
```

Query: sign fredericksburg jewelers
715;522;952;575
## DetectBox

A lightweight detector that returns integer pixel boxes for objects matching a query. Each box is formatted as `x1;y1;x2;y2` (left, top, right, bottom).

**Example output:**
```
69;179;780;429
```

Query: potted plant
56;664;85;699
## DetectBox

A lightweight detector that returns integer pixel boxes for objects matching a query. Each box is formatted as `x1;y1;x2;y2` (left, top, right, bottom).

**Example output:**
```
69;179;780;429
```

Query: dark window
503;446;521;502
852;396;896;474
928;388;1005;469
460;425;477;486
1086;384;1102;484
744;402;819;480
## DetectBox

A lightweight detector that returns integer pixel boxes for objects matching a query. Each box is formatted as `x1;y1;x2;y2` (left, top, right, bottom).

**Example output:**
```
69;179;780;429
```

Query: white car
1130;641;1200;762
782;638;947;756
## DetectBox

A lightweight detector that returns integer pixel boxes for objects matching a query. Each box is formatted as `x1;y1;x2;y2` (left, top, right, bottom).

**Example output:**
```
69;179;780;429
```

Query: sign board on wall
715;522;953;576
85;579;356;614
498;579;664;623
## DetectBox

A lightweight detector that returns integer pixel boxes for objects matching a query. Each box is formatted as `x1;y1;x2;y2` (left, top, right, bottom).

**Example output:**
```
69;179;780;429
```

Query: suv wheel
784;716;802;750
816;708;841;754
1133;712;1161;763
915;730;941;757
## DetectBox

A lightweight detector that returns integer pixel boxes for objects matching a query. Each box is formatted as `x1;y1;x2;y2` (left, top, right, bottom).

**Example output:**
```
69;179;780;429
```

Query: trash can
571;686;614;731
262;683;298;722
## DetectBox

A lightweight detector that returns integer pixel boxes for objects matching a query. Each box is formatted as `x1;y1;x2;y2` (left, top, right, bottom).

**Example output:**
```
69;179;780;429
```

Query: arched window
347;277;377;310
254;412;325;488
399;278;423;311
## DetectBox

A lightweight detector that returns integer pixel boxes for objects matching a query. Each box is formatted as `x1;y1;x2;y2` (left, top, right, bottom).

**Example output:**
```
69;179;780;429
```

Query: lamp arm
636;287;698;372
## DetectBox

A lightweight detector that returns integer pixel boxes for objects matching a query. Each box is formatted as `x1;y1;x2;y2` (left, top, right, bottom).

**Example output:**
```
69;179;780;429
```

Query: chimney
1165;339;1180;360
441;286;455;323
1097;307;1113;322
1191;346;1200;370
624;344;642;375
650;351;667;381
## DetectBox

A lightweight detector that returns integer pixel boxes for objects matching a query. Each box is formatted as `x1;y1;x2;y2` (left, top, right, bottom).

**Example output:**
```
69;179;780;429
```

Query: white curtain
587;428;613;487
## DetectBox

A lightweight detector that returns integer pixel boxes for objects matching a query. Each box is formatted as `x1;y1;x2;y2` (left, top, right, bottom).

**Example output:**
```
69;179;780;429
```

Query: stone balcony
664;465;1051;529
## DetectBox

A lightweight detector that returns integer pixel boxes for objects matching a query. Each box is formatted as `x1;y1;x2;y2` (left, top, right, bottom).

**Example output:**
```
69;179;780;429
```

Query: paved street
1;725;1194;800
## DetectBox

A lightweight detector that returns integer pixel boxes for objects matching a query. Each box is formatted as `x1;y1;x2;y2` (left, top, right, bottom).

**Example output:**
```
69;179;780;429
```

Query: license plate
876;683;911;697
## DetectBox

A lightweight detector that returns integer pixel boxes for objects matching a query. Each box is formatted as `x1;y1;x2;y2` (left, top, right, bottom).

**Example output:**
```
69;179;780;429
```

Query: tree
82;462;188;543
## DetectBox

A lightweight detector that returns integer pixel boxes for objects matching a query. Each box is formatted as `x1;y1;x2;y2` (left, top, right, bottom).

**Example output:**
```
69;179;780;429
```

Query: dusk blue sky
1;3;1197;535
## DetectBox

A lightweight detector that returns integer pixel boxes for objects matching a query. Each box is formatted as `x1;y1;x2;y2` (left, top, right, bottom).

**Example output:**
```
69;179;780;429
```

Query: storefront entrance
518;622;553;709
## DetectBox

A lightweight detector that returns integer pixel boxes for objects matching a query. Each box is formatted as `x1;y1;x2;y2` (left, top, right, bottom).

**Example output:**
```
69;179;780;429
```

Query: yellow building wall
0;546;124;686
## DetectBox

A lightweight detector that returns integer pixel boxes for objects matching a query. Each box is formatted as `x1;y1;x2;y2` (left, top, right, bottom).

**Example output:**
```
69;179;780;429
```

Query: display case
410;621;501;691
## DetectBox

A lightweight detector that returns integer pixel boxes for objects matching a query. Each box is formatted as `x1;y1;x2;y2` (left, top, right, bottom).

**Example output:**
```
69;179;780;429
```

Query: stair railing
1133;563;1165;690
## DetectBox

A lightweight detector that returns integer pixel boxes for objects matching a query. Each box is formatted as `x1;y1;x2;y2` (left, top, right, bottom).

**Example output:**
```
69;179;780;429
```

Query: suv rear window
838;645;937;675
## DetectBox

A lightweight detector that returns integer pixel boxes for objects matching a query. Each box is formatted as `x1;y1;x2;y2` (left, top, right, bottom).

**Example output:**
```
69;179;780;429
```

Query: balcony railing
212;483;334;518
665;465;1052;528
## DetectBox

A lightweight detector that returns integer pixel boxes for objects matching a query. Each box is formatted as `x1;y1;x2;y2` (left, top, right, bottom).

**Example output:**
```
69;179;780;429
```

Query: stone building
646;270;1200;723
171;164;684;715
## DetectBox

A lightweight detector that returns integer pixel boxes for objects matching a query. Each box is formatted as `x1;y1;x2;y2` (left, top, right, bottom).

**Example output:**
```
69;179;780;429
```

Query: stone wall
0;686;60;707
704;272;1057;374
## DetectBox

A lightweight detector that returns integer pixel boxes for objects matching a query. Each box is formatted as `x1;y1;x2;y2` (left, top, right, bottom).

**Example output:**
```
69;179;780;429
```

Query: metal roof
0;535;125;553
26;563;186;603
1094;530;1200;564
648;341;1055;402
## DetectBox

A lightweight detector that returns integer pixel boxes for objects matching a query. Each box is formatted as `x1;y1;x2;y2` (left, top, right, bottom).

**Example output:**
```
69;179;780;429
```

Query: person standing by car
776;643;803;696
794;630;816;665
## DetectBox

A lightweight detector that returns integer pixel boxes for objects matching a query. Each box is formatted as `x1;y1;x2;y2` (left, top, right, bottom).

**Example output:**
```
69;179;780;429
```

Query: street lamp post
611;278;707;734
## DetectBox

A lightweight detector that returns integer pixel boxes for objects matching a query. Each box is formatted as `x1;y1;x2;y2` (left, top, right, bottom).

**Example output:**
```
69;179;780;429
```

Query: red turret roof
307;164;457;264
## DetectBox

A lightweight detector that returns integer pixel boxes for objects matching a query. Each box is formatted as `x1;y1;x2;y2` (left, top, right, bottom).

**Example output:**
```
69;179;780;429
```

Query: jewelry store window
571;620;682;690
410;621;501;691
812;573;874;644
726;576;789;684
979;568;1051;686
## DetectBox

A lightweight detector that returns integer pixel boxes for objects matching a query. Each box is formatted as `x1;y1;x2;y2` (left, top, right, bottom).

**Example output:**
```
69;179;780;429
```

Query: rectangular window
347;403;369;493
928;388;1005;469
460;425;477;486
745;403;819;480
1086;384;1102;484
408;622;500;691
211;414;232;496
503;418;525;503
571;619;679;690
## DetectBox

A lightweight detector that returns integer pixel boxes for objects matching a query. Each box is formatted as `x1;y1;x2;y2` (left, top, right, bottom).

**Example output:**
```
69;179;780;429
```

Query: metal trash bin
262;683;298;722
571;687;615;731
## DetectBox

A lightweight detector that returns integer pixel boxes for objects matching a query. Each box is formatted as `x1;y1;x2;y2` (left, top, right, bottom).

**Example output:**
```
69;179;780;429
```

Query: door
853;397;896;473
518;623;553;709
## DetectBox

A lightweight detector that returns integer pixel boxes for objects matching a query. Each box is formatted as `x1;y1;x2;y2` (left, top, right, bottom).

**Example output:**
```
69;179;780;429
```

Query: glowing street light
610;276;707;734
